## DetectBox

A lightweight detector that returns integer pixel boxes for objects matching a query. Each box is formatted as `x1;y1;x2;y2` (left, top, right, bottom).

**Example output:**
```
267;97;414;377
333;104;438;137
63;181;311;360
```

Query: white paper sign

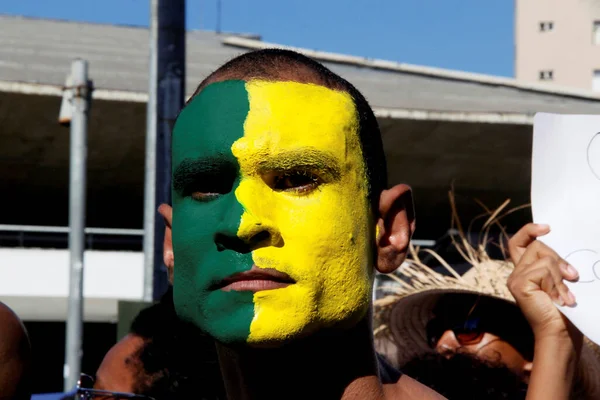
532;113;600;345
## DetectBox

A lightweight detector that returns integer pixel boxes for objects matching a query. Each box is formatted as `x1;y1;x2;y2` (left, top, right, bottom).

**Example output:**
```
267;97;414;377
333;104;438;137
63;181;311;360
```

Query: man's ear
376;184;416;274
158;203;175;284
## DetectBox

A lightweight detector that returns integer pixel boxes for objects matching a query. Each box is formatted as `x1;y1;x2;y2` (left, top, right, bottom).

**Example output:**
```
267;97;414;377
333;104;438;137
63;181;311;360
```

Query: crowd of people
1;49;598;399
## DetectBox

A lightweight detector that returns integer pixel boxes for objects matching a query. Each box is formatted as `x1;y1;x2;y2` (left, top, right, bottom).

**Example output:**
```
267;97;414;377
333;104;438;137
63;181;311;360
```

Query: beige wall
515;0;600;90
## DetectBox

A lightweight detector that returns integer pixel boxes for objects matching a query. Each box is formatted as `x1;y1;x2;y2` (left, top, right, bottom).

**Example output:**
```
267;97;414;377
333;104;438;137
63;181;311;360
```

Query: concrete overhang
0;81;535;239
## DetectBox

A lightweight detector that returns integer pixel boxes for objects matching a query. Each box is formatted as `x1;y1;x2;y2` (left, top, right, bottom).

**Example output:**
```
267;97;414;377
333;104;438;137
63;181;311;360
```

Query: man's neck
215;317;385;400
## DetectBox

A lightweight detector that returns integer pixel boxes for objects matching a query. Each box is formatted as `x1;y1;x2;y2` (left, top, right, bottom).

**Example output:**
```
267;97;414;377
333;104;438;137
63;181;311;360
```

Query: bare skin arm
507;223;582;400
384;375;447;400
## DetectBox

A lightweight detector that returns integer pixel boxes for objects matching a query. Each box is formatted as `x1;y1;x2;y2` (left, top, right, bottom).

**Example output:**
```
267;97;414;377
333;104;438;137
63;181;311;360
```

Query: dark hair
129;287;225;400
402;352;528;400
186;48;387;207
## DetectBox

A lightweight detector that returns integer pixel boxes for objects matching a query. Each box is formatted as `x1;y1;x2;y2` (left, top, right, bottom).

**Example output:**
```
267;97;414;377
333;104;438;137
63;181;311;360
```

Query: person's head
426;294;534;380
0;302;31;400
401;352;528;400
93;333;146;394
93;289;225;400
162;49;415;346
379;248;536;381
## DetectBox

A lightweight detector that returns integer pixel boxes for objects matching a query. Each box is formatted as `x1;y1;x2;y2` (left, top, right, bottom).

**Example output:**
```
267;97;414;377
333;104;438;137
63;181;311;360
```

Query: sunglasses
426;294;535;360
426;315;485;348
75;374;156;400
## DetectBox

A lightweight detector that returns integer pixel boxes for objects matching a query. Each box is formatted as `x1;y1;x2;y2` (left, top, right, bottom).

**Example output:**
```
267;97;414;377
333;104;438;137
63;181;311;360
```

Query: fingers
510;256;577;307
539;271;560;304
508;223;550;264
517;243;579;283
538;257;573;306
508;224;583;340
509;223;579;283
519;241;569;275
558;262;579;286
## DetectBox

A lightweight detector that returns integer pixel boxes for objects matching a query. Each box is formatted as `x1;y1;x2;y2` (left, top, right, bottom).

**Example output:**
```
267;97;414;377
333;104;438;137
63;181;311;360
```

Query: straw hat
373;195;600;398
373;249;520;367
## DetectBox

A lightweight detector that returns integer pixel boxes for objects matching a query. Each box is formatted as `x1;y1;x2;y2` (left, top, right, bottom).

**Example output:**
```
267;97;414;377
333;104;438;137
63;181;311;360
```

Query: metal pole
143;0;186;301
143;0;159;302
64;59;91;391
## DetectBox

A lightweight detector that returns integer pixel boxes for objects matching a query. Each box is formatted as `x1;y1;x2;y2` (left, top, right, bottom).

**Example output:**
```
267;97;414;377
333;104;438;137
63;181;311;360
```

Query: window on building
594;21;600;44
539;21;554;32
593;70;600;92
539;70;554;81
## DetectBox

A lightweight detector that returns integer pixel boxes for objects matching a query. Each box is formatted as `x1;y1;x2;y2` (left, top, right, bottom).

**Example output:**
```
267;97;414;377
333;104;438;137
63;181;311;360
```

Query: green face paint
171;80;253;343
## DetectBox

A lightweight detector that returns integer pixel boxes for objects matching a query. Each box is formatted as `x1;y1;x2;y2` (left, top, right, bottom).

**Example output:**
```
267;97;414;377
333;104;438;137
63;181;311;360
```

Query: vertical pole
64;59;91;391
143;0;159;303
143;0;186;302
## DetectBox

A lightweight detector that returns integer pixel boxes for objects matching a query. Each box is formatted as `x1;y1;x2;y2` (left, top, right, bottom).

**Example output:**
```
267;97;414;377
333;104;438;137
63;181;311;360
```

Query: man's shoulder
384;375;447;400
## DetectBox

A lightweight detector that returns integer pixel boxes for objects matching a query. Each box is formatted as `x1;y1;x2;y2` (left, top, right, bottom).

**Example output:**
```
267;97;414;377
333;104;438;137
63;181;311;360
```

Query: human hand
507;223;581;341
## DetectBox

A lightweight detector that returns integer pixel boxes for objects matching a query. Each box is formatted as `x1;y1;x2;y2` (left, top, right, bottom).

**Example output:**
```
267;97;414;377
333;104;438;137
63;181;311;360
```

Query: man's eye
188;176;232;202
191;192;220;201
273;171;321;194
174;158;238;202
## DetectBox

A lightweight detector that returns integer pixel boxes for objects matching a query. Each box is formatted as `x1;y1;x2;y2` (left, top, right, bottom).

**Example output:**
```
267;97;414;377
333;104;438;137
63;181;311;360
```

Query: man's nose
236;212;282;250
213;196;281;254
435;330;461;357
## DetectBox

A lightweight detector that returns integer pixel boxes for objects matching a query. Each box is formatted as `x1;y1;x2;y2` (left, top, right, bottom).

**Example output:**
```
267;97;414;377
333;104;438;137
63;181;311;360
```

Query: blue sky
2;0;515;77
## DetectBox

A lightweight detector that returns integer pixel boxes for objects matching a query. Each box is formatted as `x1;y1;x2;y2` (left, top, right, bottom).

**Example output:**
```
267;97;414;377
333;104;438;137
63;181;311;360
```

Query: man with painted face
159;49;586;400
160;49;440;400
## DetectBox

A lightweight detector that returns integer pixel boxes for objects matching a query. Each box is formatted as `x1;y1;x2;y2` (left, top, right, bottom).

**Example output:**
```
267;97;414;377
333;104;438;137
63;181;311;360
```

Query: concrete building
515;0;600;91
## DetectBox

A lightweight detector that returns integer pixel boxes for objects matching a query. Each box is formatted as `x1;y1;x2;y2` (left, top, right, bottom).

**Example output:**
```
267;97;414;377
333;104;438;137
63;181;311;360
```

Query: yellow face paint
232;80;374;343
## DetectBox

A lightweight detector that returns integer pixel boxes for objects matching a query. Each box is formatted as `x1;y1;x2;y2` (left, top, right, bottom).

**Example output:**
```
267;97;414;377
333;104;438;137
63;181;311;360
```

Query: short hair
185;49;387;207
401;352;528;400
129;288;225;400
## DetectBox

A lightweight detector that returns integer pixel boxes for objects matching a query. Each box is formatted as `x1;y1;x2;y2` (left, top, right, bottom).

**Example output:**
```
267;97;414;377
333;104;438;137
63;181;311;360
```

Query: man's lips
216;265;295;292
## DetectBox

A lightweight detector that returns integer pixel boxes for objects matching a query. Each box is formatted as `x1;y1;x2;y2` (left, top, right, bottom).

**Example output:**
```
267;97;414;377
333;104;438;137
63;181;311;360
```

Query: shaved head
191;49;348;96
0;302;31;400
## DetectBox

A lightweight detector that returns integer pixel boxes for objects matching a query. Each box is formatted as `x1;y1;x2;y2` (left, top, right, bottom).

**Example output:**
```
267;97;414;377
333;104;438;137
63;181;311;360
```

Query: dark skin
159;184;445;400
0;302;31;400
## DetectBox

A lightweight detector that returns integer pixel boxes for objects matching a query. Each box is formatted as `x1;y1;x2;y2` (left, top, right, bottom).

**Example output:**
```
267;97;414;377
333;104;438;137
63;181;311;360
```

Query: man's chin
246;318;322;346
200;290;255;343
212;329;310;348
